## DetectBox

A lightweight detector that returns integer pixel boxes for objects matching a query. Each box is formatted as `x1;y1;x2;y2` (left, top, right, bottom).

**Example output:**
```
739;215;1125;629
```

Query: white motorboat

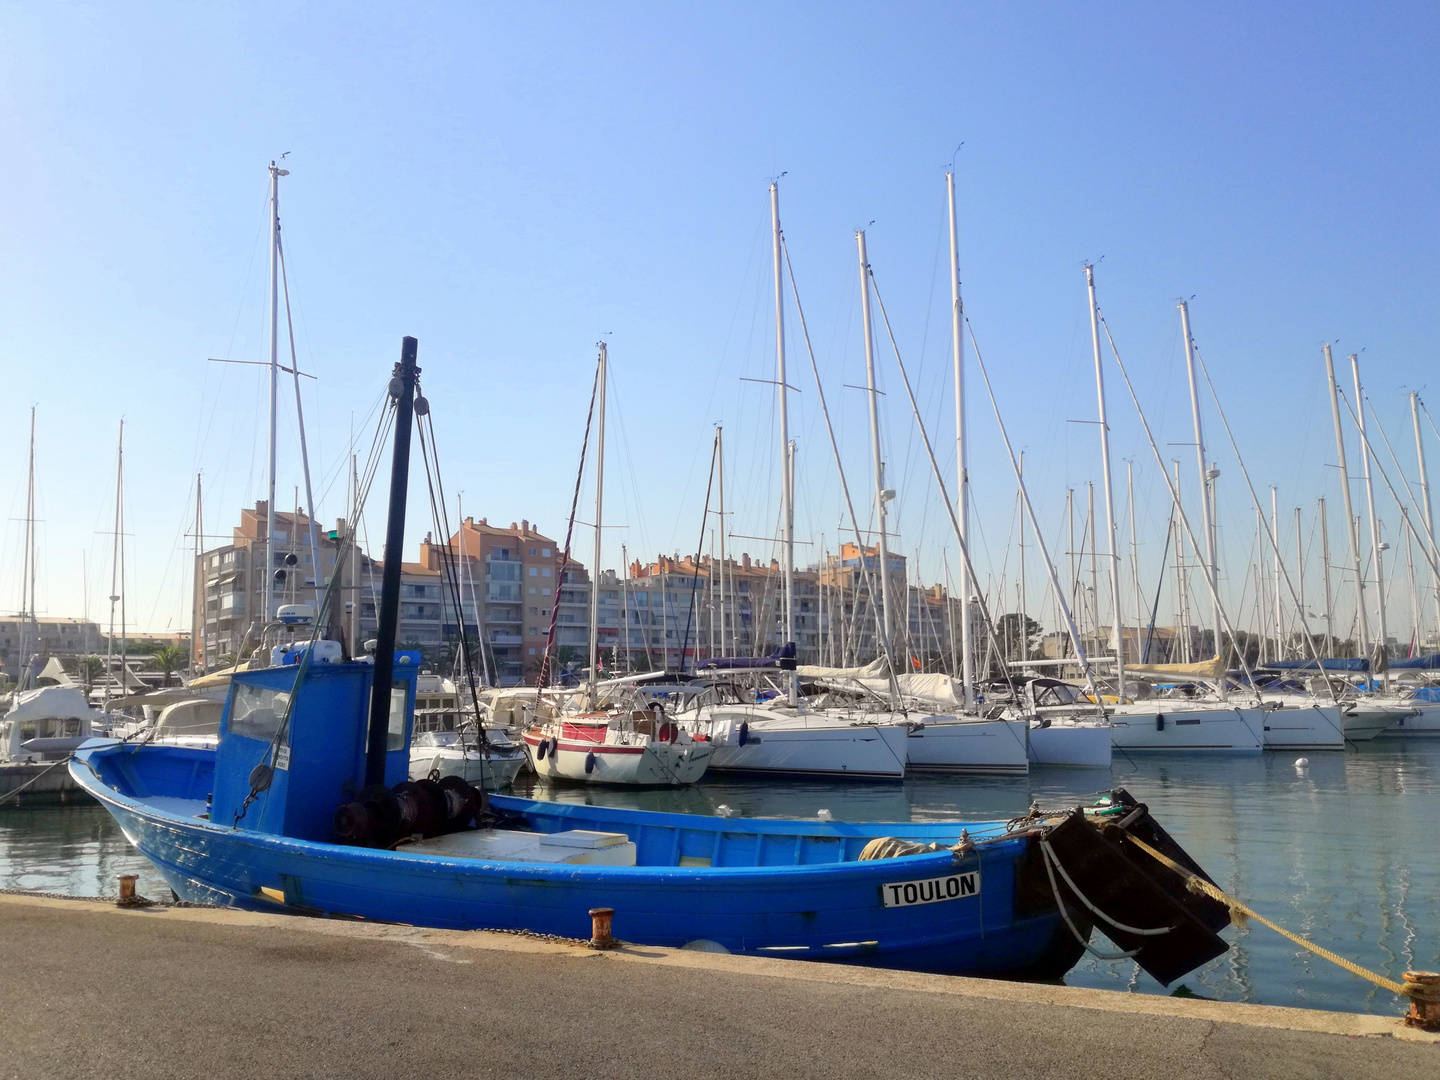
524;710;712;786
0;686;100;762
410;728;527;790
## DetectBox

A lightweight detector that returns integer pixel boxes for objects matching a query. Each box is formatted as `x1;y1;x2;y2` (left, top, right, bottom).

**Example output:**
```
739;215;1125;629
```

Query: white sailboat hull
904;718;1030;774
1259;705;1345;750
1107;705;1265;752
1381;701;1440;736
1027;722;1113;768
687;710;910;779
524;730;713;786
1339;704;1407;741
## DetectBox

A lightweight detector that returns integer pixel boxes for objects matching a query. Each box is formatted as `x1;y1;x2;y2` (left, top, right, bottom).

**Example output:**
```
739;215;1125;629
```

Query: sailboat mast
1173;461;1189;662
1179;302;1222;689
1319;496;1334;655
1017;452;1026;660
1271;487;1284;656
770;183;796;700
1411;392;1438;646
1351;353;1389;685
856;229;895;664
947;171;975;709
1294;505;1307;650
1128;460;1143;663
264;161;286;626
588;343;607;694
1324;343;1369;658
276;233;322;608
716;425;729;655
193;473;203;673
16;408;36;689
1085;264;1126;693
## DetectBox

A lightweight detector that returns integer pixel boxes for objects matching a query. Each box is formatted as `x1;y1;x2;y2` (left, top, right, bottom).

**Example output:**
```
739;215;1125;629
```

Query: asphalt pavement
0;895;1434;1080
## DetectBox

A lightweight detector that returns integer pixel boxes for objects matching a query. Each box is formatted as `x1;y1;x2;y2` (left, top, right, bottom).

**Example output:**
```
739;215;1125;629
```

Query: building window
541;567;552;578
529;547;537;556
541;588;551;597
529;647;537;655
542;548;552;557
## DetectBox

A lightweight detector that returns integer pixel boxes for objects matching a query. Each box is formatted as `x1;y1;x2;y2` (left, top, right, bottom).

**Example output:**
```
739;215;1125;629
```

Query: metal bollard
1403;970;1440;1032
588;907;616;950
117;875;138;907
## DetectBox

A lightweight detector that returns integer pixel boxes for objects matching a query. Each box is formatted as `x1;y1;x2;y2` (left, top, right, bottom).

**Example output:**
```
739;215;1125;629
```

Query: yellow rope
1123;832;1416;998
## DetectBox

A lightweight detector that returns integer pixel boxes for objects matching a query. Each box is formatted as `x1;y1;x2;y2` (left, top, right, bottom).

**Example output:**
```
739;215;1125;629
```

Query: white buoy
1295;757;1310;770
817;809;833;821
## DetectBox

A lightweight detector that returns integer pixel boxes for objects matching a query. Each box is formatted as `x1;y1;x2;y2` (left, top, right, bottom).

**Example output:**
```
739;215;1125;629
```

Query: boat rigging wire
233;391;397;826
965;318;1104;707
779;235;899;694
413;387;489;748
1187;342;1338;699
866;267;1015;701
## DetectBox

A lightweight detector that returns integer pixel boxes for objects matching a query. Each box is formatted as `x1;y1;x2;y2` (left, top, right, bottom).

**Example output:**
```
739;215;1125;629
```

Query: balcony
488;633;523;646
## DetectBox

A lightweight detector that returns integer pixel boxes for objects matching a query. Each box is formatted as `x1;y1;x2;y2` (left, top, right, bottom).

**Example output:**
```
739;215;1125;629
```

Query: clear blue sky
2;2;1438;642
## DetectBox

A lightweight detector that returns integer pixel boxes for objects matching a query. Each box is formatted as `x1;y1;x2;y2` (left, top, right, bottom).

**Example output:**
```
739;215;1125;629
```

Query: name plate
881;871;980;908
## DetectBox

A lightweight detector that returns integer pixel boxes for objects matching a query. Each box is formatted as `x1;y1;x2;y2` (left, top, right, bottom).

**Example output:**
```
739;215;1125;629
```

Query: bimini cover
1122;656;1227;684
1268;657;1371;673
151;698;224;740
4;685;99;723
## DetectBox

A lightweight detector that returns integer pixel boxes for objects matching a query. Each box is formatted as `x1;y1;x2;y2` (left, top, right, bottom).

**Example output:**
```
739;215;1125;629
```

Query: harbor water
3;741;1436;1016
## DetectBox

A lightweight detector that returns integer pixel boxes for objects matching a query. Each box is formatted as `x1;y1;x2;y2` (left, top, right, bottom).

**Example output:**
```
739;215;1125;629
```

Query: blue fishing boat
71;338;1230;985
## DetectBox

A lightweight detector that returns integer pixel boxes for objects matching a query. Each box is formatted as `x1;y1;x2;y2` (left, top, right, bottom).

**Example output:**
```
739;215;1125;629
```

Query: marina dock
1;893;1433;1079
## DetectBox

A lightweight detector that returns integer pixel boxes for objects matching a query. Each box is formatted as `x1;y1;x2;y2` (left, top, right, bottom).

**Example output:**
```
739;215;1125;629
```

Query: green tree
70;655;106;692
146;645;188;687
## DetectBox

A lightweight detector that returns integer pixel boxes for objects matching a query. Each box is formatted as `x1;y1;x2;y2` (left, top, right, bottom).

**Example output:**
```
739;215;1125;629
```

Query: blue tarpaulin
1389;654;1440;670
1266;657;1371;673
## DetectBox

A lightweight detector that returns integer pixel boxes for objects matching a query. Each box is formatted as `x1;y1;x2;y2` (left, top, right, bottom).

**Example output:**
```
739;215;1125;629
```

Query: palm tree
73;655;106;692
146;645;188;687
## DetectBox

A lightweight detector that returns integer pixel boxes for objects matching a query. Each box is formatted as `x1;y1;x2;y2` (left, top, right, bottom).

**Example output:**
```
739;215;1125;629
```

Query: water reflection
2;742;1435;1015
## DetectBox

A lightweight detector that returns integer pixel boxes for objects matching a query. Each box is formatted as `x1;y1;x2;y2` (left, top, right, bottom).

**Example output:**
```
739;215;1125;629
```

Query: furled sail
1121;655;1226;683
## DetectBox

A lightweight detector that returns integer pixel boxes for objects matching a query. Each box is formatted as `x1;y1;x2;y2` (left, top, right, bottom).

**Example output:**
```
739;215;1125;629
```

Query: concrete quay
0;893;1434;1080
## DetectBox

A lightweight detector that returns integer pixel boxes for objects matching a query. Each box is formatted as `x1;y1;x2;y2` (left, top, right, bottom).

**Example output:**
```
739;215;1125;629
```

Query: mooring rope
1122;831;1417;997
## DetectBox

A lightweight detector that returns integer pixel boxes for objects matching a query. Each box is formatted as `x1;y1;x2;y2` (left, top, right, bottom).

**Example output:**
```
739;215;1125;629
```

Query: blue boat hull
72;742;1088;979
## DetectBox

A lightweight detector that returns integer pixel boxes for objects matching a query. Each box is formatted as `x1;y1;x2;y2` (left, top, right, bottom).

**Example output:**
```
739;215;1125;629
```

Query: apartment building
0;617;105;680
417;518;588;686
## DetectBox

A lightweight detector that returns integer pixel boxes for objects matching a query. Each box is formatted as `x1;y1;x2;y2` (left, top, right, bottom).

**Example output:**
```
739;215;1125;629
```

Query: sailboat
676;184;915;780
71;337;1230;988
522;344;712;786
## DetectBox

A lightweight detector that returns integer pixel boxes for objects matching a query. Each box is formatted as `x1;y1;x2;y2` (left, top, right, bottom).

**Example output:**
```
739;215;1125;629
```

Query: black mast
366;336;419;786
